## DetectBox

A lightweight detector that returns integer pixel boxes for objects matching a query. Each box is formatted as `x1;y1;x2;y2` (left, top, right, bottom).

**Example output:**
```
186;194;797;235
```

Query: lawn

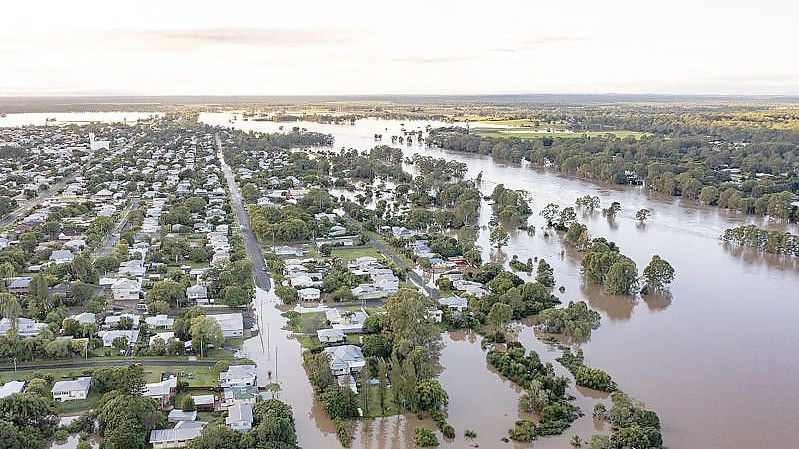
329;246;382;262
285;311;327;334
142;365;218;388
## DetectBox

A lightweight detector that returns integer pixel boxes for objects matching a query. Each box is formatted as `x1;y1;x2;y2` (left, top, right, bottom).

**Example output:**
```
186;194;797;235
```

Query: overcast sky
2;0;797;96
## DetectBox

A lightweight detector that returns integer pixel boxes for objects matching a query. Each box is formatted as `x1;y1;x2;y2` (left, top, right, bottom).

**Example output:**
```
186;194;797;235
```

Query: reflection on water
203;113;799;449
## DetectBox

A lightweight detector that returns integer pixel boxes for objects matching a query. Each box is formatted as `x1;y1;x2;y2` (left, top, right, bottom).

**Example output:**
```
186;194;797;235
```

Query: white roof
51;377;91;394
226;403;253;425
209;313;243;333
149;427;202;444
0;381;25;398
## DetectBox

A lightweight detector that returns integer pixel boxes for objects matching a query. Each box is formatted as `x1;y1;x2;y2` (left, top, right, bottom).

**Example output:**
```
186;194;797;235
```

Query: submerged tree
642;255;675;293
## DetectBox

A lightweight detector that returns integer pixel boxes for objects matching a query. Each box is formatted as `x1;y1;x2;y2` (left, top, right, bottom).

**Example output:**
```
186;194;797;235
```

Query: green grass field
329;246;383;262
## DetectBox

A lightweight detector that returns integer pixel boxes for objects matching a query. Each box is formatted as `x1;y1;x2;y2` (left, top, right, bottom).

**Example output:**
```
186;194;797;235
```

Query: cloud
391;55;475;64
489;35;580;53
127;27;360;50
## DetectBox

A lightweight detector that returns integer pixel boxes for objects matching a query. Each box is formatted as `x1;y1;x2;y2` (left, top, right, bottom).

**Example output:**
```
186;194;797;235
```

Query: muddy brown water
206;114;799;449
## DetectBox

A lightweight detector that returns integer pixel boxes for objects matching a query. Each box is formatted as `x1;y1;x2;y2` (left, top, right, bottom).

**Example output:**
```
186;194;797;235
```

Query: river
202;113;799;449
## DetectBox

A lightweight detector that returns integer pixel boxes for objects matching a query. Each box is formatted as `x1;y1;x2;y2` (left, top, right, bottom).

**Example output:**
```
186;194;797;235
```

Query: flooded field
0;111;163;127
205;113;799;449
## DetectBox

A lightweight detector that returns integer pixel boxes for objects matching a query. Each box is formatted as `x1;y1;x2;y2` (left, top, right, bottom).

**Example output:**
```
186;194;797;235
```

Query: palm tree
0;293;21;333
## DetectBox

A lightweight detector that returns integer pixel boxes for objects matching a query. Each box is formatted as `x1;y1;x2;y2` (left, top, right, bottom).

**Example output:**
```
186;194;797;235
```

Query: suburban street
0;358;215;372
216;133;272;291
0;171;79;228
94;197;140;257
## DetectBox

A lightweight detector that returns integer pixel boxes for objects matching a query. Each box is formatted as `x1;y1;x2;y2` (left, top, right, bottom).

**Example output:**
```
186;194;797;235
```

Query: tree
187;424;242;449
635;208;651;222
487;302;512;338
642;255;675;293
536;259;555;287
222;285;250;307
540;203;561;226
489;227;509;249
414;427;439;447
180;395;196;411
96;391;165;449
603;201;621;218
189;316;224;357
148;279;186;308
604;256;638;295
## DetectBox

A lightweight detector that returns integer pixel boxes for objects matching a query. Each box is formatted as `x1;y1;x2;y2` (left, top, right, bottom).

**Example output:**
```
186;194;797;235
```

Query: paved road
0;172;79;228
95;197;140;258
216;133;272;291
0;358;215;372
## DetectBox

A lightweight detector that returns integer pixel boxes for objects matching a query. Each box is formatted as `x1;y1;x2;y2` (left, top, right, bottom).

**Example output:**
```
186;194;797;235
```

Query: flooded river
207;113;799;449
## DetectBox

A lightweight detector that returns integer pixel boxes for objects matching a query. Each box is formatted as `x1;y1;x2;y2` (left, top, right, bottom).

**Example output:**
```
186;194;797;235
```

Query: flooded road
205;113;799;449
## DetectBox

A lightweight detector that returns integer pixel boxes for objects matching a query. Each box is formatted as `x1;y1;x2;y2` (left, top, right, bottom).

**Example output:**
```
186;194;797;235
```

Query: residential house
186;284;208;304
0;381;25;398
145;314;175;329
7;277;31;295
149;427;203;449
0;317;47;338
111;278;142;301
168;409;198;423
326;309;368;334
99;329;139;347
351;283;389;300
437;296;469;312
192;394;216;412
49;249;75;265
323;345;366;376
209;313;244;338
226;403;253;432
297;287;321;302
51;377;91;402
144;377;178;408
317;328;346;345
219;365;257;388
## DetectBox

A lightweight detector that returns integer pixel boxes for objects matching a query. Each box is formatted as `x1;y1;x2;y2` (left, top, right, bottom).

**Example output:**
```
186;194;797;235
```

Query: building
226;403;253;432
144;377;178;408
168;409;198;423
323;345;366;376
219;365;257;388
297;287;321;302
209;313;244;338
49;249;75;265
186;284;208;304
0;380;25;398
317;328;346;344
149;427;203;449
51;377;91;402
111;278;142;301
145;314;175;329
437;296;469;312
99;329;139;347
192;394;216;412
0;317;47;338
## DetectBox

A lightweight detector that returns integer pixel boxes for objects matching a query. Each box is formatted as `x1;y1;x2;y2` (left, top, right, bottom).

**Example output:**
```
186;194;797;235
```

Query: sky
1;0;798;96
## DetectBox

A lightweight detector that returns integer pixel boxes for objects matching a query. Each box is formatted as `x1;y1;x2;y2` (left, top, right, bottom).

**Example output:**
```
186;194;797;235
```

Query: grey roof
149;427;203;444
51;377;91;394
226;403;253;425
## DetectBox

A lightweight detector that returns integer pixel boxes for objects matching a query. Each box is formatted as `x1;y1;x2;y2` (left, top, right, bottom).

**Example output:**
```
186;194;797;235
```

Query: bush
414;427;439;447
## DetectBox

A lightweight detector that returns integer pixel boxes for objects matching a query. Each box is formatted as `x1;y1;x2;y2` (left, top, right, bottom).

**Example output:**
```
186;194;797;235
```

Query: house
118;259;146;278
51;377;91;402
0;317;47;338
219;365;257;388
70;312;96;325
99;329;139;347
437;296;469;312
149;332;175;346
317;328;346;344
49;249;75;265
168;409;198;423
0;380;25;398
7;277;31;295
326;309;368;334
192;394;216;412
149;427;203;449
297;287;321;302
209;313;244;338
273;245;305;257
226;403;253;432
111;278;142;301
104;313;140;329
144;377;178;408
186;284;208;304
222;386;258;407
351;283;388;300
323;345;366;376
145;314;175;329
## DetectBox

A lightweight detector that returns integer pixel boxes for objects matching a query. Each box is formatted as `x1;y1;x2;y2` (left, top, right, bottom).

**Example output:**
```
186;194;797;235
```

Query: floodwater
0;111;163;127
203;113;799;449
